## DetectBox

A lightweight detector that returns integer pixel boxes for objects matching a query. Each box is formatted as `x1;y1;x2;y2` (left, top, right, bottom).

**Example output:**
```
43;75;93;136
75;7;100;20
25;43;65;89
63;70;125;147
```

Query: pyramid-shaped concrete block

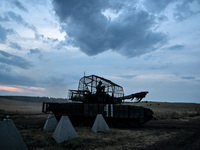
52;116;78;143
0;119;28;150
92;114;110;132
43;113;58;131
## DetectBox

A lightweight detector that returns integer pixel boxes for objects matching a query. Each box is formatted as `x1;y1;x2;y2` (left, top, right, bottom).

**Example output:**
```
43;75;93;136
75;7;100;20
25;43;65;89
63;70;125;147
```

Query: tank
42;74;153;128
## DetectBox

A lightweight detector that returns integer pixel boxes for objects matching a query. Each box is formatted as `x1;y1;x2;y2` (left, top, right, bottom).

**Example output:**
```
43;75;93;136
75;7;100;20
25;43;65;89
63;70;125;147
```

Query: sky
0;0;200;103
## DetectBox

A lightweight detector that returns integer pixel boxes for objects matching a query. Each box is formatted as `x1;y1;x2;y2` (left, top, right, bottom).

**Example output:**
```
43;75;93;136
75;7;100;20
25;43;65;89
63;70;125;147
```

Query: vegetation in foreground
0;97;200;149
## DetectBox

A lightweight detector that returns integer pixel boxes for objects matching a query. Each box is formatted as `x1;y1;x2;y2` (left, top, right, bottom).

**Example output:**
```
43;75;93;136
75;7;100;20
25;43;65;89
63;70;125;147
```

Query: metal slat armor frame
78;75;124;98
68;75;124;103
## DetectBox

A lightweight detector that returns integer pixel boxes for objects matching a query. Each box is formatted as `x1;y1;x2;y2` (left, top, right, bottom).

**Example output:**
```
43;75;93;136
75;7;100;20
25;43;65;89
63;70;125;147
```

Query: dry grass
0;98;42;115
124;102;200;119
1;98;200;149
20;126;179;150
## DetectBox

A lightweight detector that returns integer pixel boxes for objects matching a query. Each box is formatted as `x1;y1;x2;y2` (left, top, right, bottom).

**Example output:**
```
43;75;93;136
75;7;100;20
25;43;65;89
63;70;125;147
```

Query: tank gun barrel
119;91;149;103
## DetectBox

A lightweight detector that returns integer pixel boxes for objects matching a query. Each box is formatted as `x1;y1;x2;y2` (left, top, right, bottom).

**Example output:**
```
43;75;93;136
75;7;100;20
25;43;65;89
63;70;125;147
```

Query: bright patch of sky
102;8;122;21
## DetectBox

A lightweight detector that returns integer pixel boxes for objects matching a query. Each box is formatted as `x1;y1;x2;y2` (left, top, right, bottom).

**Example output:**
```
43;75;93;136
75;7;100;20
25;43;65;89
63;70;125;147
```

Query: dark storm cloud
0;25;7;43
13;0;28;12
0;50;33;69
52;0;167;57
9;42;22;50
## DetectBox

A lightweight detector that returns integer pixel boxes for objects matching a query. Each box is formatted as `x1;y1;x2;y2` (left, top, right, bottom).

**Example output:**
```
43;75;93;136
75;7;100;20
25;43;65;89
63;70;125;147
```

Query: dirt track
143;118;200;150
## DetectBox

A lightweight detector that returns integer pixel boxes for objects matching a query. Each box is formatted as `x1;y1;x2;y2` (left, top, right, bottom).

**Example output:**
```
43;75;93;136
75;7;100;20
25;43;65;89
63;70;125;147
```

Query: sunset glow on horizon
0;85;45;95
0;85;24;92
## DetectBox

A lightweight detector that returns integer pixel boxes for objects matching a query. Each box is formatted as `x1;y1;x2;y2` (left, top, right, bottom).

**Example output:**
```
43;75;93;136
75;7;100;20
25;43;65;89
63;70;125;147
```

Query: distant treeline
0;96;68;103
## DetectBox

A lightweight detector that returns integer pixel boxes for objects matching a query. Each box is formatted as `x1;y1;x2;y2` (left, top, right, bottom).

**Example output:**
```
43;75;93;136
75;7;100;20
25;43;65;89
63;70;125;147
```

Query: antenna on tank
83;71;86;89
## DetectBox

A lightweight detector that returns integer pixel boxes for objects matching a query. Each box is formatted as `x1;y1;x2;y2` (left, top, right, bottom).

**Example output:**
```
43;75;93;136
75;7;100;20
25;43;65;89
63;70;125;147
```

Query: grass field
0;97;200;150
0;98;42;114
126;102;200;119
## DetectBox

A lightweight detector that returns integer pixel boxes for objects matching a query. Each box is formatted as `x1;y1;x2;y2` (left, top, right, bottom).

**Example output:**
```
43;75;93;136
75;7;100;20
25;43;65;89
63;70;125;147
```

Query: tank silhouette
42;75;153;128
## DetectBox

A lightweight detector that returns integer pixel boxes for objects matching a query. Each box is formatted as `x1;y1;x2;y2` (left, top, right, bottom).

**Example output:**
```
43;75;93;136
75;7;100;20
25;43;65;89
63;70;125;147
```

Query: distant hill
0;96;70;103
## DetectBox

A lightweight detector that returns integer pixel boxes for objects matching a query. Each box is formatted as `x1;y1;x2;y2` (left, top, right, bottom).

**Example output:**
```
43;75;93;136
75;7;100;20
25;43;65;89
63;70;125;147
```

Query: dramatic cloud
0;50;32;69
29;48;41;55
4;11;39;39
9;42;22;50
0;15;9;22
180;76;196;80
119;74;137;79
0;70;34;86
174;0;200;21
28;48;43;60
0;25;7;43
168;45;184;50
6;11;25;24
52;0;167;57
13;0;28;12
143;0;175;14
144;0;200;21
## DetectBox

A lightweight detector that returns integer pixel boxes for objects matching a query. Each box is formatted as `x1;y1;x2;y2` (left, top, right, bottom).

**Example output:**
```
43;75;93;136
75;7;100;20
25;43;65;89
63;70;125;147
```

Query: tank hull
42;102;153;128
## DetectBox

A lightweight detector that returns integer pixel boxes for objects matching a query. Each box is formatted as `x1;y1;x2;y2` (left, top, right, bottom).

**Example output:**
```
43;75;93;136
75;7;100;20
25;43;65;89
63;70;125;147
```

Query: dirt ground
0;98;200;150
